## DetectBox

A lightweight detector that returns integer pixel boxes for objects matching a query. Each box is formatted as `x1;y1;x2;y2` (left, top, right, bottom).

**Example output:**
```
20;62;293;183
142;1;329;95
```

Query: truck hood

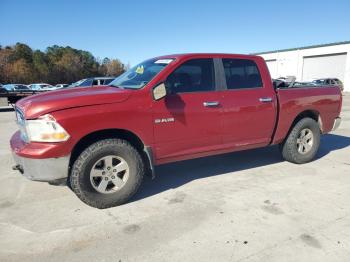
16;85;132;119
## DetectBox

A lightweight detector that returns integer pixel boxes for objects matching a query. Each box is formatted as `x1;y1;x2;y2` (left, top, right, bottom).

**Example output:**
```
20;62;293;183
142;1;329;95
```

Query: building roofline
252;41;350;55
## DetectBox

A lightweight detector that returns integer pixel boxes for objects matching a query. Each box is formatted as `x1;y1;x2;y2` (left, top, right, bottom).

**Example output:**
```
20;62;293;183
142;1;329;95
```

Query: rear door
218;57;276;149
153;58;222;161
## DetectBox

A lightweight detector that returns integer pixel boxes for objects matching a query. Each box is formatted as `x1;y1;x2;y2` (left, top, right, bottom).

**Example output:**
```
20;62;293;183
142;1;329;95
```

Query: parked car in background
29;83;57;91
3;84;31;91
292;81;316;87
312;78;344;91
0;86;8;94
69;77;115;88
11;53;342;208
55;84;69;88
1;84;37;105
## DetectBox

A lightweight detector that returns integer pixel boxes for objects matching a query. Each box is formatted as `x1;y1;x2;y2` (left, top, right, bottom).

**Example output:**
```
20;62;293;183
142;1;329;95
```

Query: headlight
23;114;70;142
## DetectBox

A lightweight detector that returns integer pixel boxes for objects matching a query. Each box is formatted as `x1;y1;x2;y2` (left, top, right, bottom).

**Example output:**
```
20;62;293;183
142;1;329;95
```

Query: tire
70;139;144;209
280;117;320;164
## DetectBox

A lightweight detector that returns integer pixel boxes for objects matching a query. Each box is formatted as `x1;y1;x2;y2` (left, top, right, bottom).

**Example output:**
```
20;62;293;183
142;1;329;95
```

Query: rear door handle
259;97;273;103
203;101;220;107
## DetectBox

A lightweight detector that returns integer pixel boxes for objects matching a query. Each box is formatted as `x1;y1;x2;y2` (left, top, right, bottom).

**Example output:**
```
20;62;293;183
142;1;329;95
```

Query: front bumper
12;153;70;182
332;117;341;131
10;131;70;182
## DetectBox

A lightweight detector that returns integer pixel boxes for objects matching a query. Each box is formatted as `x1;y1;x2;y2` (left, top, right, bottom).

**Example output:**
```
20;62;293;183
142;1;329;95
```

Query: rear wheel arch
69;129;153;176
289;110;322;134
280;117;321;164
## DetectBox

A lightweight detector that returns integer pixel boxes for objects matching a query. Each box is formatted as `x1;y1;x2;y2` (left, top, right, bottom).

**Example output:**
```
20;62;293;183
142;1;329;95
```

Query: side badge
155;118;175;124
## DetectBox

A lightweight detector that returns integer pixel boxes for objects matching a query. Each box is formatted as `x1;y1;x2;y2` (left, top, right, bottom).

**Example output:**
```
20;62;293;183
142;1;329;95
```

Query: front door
153;58;222;162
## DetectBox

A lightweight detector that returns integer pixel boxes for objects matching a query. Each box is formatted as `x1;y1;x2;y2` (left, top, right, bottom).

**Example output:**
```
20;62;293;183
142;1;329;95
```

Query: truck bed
272;85;342;144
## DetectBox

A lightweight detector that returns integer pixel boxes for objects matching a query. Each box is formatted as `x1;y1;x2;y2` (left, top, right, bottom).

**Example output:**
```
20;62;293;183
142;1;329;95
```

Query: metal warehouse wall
257;42;350;92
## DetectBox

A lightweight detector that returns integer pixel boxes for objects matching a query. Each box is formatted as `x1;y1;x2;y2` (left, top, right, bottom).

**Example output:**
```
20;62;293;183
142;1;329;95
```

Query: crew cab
10;53;342;208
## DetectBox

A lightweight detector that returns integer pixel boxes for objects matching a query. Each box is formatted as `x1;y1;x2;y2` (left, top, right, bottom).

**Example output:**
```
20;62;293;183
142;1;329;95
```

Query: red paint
273;87;342;144
11;53;342;166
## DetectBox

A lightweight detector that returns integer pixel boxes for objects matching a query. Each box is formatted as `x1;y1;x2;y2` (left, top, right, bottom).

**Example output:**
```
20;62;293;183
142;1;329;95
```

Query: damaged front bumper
12;152;70;182
10;131;70;182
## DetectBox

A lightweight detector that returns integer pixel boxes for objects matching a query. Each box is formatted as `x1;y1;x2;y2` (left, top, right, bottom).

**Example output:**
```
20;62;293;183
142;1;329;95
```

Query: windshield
3;84;15;91
109;58;174;89
312;79;325;84
15;85;29;90
69;79;86;87
103;78;114;85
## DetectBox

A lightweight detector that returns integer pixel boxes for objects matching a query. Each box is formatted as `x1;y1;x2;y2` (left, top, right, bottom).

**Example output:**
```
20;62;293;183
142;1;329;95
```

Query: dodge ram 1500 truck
10;53;342;208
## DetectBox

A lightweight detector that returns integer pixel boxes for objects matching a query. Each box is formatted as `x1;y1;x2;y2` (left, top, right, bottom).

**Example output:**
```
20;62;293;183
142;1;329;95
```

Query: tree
0;48;14;83
8;59;34;83
105;59;125;76
0;42;126;84
12;43;33;64
32;50;49;82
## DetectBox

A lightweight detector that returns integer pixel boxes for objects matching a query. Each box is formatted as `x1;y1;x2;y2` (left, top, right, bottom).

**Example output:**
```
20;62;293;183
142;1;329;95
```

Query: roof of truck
155;53;260;60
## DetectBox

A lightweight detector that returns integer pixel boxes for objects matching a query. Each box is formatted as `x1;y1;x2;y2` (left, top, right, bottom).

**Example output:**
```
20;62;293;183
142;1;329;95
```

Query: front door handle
259;97;273;103
203;101;220;107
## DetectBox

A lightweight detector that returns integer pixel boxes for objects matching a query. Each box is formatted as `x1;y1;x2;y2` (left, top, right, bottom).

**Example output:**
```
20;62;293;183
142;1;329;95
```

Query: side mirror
152;83;167;100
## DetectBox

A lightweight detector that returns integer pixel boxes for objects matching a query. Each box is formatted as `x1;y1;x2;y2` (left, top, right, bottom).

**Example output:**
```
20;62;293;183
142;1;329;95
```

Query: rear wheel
280;117;320;164
70;139;144;209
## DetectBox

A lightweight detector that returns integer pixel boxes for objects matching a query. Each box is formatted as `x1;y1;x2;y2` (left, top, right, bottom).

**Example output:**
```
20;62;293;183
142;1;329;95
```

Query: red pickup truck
10;53;342;208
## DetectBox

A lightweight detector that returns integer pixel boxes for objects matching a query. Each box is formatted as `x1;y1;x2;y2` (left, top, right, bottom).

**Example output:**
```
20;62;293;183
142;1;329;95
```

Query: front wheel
280;117;321;164
70;139;144;209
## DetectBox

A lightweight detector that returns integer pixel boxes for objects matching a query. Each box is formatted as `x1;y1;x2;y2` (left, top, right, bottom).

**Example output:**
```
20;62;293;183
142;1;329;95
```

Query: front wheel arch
70;138;145;208
69;129;153;178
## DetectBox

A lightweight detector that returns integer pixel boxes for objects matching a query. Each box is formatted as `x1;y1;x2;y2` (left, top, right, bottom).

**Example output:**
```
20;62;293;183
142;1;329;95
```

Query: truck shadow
132;133;350;202
317;134;350;158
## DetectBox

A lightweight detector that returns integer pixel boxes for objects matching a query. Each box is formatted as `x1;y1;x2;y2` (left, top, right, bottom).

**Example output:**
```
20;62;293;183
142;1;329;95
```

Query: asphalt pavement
0;95;350;262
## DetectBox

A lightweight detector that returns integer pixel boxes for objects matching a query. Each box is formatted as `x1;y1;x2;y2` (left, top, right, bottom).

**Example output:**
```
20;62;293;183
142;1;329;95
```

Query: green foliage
0;43;126;84
12;43;33;64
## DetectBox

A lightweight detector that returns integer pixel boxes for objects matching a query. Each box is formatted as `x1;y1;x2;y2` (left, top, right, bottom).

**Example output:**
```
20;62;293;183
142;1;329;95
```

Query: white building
255;41;350;92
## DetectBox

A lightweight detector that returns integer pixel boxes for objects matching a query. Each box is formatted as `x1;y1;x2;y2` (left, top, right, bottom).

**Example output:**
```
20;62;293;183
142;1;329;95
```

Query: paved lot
1;95;350;262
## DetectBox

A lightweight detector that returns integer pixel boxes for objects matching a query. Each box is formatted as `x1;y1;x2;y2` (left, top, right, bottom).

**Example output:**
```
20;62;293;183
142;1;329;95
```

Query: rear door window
222;58;263;89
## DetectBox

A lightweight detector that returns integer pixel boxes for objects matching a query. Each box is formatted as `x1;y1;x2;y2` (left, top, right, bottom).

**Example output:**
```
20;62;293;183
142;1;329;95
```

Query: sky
1;0;350;66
